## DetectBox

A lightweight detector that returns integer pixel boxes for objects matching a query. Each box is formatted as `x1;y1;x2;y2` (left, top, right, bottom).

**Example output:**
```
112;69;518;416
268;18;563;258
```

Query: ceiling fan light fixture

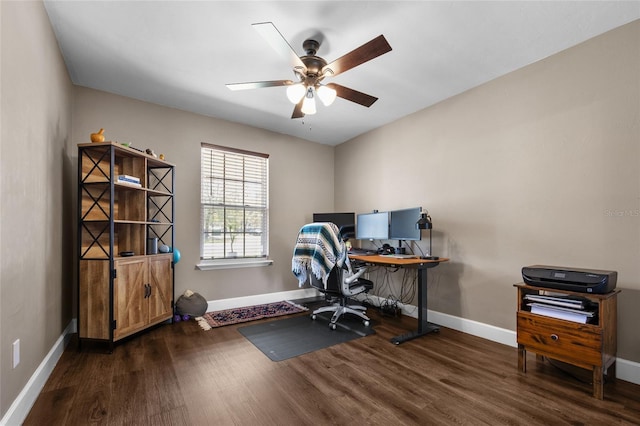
301;87;316;115
317;85;337;106
226;23;392;119
286;83;306;104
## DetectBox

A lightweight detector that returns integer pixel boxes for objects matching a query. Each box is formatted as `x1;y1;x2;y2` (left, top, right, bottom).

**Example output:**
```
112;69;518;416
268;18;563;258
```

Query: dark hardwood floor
24;305;640;425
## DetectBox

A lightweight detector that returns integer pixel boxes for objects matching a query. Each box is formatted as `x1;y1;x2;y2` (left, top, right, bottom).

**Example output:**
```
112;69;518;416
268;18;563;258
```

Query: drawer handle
550;334;559;341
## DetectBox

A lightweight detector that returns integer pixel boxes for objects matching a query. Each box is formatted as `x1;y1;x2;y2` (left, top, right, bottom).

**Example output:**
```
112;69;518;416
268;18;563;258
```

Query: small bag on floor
175;290;207;317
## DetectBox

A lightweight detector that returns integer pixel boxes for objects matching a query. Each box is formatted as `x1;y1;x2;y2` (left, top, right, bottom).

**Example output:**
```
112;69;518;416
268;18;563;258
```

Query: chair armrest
344;267;366;284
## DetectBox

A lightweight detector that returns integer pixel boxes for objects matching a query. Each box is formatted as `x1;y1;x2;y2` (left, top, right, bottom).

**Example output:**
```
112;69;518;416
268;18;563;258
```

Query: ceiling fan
226;22;392;119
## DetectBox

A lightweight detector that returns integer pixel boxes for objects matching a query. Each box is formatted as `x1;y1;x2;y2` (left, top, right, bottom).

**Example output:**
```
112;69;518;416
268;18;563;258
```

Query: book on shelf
527;302;595;323
116;179;142;187
117;174;140;183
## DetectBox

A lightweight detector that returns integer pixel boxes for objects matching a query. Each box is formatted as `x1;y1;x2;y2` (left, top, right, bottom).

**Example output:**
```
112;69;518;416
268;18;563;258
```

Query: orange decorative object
90;128;105;143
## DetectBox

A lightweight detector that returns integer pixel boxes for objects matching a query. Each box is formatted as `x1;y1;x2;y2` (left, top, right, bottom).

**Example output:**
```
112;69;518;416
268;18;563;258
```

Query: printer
522;265;617;294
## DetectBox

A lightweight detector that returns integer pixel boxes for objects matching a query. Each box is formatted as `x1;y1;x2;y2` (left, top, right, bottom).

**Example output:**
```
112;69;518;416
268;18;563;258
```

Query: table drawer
517;312;603;367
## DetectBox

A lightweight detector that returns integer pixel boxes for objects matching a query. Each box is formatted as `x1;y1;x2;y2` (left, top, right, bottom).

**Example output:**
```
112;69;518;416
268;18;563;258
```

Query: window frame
198;143;271;269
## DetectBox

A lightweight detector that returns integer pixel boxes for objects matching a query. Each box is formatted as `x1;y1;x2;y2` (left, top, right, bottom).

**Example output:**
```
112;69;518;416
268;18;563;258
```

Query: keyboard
349;248;378;256
379;253;419;259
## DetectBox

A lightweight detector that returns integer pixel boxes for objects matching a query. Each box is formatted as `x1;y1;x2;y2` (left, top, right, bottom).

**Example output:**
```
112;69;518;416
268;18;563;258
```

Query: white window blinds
200;143;269;260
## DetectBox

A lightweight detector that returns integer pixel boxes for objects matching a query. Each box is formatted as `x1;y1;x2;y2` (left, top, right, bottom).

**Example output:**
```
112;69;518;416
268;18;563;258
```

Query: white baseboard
4;289;640;426
204;287;319;312
355;294;640;386
617;358;640;385
1;319;77;426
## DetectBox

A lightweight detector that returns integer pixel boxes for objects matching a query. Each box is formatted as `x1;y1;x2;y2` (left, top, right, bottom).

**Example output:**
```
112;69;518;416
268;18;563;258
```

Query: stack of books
116;174;141;187
525;293;596;323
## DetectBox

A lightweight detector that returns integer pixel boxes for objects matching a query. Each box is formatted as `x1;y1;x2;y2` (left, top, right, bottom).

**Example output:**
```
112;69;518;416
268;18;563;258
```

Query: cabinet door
113;257;149;340
148;254;173;325
79;260;110;340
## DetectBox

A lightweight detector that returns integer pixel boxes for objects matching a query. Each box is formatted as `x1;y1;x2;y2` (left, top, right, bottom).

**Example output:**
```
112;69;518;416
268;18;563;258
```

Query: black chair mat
237;310;375;362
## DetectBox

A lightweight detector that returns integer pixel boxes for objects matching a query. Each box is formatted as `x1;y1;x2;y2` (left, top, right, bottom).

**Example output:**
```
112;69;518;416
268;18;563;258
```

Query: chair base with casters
310;265;373;330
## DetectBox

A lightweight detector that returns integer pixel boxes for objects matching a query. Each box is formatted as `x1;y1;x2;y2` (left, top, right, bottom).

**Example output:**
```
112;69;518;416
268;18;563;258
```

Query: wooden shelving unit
514;283;619;399
77;142;175;348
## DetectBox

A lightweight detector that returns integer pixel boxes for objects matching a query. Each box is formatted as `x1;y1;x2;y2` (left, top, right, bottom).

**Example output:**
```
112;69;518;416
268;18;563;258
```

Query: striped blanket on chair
291;222;348;288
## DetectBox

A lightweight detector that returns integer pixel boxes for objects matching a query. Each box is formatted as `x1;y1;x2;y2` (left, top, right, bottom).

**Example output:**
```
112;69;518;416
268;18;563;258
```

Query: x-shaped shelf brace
81;185;110;221
148;196;172;223
148;167;172;193
81;148;111;183
147;224;173;246
80;222;110;259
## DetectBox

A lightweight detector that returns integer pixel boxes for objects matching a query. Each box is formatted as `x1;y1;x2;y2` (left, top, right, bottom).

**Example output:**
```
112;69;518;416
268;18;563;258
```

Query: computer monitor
389;207;422;241
356;212;389;240
312;212;355;231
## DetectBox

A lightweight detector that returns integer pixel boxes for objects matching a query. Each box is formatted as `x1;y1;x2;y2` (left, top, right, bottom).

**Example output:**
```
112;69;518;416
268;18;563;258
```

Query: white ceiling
44;1;640;146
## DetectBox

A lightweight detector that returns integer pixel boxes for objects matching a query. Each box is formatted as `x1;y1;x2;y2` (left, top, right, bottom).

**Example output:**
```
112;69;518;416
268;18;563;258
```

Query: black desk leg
391;266;440;345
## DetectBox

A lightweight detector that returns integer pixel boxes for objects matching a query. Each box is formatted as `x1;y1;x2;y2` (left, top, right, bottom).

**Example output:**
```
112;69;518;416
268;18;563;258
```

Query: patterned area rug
196;300;308;330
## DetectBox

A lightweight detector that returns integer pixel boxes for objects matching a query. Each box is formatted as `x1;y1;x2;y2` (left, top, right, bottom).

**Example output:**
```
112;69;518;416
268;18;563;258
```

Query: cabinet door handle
147;284;152;297
144;284;151;298
550;334;559;341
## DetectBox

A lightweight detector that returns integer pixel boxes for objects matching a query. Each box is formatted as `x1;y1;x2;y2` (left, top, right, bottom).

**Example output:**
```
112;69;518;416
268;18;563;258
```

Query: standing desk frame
349;254;449;344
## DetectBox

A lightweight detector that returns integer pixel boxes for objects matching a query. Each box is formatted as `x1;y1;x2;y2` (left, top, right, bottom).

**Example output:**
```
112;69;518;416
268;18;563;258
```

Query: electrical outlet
13;339;20;368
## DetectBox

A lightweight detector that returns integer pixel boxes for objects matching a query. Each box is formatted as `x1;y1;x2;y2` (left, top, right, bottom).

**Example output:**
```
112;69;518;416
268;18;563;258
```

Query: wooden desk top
349;254;449;267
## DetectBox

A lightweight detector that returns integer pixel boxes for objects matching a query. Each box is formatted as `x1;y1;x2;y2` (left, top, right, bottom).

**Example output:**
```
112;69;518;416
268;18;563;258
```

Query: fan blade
326;83;378;107
291;100;304;119
226;80;293;91
322;35;392;77
253;22;307;72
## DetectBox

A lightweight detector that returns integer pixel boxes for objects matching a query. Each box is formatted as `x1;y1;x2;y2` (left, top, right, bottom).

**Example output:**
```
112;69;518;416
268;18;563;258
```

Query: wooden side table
515;284;619;399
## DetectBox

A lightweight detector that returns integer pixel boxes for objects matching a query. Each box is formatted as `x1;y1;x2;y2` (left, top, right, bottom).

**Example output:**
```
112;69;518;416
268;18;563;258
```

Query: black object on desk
348;254;448;345
349;248;378;256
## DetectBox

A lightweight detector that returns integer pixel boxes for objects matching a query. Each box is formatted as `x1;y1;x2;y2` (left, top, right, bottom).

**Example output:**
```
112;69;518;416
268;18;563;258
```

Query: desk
349;254;449;344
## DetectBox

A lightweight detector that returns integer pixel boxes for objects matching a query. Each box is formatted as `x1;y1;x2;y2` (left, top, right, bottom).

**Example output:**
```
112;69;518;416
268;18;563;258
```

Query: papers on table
525;294;596;323
524;294;586;309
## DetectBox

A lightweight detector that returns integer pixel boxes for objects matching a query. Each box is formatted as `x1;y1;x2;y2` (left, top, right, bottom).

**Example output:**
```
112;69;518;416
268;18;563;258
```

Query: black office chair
292;223;373;329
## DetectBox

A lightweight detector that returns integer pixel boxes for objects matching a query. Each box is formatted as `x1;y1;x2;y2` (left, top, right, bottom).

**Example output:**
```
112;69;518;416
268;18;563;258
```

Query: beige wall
0;0;74;417
335;21;640;361
71;87;335;302
2;2;638;419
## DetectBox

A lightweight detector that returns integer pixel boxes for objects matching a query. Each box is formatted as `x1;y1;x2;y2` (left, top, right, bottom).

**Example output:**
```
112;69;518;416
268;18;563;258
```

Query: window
200;143;269;260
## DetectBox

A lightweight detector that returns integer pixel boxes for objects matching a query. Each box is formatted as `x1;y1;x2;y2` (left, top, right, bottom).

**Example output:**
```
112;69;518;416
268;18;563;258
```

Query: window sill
196;259;274;270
